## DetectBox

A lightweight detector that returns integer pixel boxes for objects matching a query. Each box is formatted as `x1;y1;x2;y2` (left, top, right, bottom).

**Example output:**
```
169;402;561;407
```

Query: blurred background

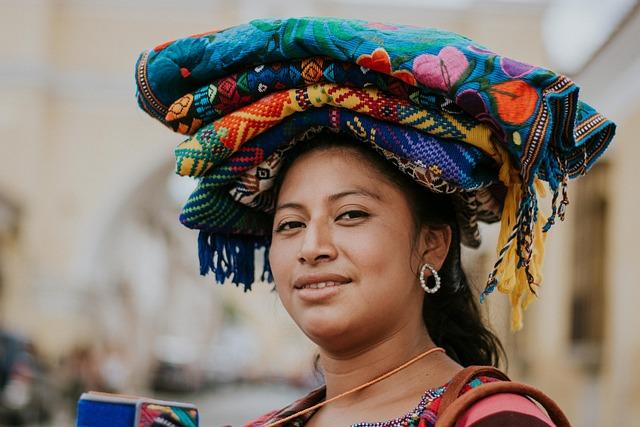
0;0;639;425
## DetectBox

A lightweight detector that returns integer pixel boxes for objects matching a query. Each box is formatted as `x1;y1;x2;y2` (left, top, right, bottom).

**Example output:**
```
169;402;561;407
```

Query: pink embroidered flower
412;46;469;93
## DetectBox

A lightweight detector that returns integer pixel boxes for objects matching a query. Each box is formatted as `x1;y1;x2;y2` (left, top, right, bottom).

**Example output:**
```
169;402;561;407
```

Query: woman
135;17;615;426
244;131;555;426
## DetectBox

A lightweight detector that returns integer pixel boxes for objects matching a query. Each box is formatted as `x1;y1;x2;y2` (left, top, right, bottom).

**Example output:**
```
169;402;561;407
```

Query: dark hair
270;129;505;367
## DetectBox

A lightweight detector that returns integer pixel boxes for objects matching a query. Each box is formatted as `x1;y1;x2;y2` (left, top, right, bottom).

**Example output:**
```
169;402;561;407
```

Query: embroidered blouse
244;376;555;427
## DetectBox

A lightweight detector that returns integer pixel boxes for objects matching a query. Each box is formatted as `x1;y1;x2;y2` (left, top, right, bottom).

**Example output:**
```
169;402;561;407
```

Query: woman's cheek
346;227;400;269
269;243;292;297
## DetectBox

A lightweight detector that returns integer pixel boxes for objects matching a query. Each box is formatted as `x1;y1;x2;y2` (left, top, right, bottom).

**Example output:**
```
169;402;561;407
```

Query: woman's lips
293;273;352;289
293;275;352;302
295;281;351;302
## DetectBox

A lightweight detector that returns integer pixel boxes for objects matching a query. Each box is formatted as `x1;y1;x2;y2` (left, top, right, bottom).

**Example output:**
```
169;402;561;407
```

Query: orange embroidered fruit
489;80;538;125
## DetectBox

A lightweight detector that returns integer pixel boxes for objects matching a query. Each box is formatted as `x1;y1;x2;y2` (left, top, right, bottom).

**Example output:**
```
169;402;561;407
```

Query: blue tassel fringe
198;231;272;291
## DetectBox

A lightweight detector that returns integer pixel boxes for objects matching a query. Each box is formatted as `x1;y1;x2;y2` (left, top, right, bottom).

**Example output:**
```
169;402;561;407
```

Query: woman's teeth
302;281;345;289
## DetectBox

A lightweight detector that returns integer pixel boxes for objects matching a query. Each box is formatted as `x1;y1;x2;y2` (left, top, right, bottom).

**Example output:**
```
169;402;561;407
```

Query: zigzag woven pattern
163;56;460;135
180;107;500;245
174;83;494;178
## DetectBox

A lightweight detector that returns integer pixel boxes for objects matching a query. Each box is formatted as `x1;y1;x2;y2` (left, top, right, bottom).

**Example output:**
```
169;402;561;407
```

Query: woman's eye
337;210;369;221
275;221;305;232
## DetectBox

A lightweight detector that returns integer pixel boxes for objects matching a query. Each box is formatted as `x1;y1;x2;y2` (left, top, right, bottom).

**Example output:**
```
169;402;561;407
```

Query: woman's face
269;147;433;352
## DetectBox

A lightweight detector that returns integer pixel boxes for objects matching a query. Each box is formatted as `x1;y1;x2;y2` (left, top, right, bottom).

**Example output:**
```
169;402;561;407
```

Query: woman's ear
418;225;452;270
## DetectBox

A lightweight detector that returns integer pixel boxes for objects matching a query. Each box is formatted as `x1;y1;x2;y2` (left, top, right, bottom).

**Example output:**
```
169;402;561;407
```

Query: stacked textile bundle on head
135;17;615;330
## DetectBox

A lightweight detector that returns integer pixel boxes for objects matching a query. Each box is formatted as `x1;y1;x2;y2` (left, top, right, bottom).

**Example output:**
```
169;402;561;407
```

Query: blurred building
0;0;638;425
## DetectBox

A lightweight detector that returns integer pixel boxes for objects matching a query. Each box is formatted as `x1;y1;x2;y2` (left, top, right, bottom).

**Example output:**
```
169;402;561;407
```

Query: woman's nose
297;221;338;265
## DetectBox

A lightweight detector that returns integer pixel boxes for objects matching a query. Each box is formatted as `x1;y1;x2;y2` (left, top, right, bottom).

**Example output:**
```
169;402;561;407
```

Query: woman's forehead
278;147;395;198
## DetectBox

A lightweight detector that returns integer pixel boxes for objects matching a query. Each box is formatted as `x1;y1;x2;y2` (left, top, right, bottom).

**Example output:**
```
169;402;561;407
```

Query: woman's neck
318;322;458;407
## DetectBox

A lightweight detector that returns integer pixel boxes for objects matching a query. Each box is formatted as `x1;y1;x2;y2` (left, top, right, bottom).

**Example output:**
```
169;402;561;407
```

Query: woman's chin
297;308;353;343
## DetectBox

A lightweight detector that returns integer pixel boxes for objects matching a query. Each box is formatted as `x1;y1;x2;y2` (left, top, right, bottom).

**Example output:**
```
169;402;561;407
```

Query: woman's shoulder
434;366;559;427
455;392;556;426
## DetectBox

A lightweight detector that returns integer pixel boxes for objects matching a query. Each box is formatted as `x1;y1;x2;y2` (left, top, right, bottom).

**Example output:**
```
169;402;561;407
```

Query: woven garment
136;17;616;330
243;376;501;427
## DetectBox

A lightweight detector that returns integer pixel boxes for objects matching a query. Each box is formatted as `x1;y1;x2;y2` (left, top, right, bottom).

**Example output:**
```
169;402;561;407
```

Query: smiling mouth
296;280;352;290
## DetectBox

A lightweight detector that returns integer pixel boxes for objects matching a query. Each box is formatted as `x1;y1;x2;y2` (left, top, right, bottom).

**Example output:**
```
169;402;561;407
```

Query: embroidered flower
488;80;539;125
412;46;469;93
500;57;536;78
456;89;488;117
456;89;506;141
356;47;417;86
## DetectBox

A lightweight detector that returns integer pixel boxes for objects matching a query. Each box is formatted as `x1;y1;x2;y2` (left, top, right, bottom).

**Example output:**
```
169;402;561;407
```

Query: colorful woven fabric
136;17;616;330
163;56;458;135
174;82;494;178
137;17;613;187
183;107;500;243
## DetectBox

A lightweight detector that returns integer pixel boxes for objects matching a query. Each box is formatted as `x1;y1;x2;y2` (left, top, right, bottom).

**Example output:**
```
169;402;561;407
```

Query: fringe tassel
198;231;272;291
479;147;552;331
480;179;547;331
543;169;569;232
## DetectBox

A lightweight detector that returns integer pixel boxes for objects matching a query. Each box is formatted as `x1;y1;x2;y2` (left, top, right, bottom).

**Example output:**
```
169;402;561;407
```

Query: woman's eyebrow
275;188;382;212
328;188;382;203
274;201;305;212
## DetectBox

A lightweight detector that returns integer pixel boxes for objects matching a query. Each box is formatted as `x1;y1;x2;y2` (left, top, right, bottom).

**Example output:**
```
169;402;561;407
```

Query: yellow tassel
488;142;548;331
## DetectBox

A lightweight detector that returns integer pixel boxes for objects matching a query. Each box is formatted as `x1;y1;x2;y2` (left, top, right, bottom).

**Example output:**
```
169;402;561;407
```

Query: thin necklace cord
264;347;446;427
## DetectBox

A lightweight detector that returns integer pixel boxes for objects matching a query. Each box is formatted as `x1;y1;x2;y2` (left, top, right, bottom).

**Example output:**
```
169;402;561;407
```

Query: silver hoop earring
419;263;441;294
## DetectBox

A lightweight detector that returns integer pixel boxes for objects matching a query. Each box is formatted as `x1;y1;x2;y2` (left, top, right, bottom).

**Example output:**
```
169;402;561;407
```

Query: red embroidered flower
356;47;417;86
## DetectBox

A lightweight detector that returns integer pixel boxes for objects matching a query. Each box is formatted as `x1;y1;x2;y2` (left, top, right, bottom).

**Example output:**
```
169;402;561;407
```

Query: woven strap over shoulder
435;366;571;427
436;365;511;418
